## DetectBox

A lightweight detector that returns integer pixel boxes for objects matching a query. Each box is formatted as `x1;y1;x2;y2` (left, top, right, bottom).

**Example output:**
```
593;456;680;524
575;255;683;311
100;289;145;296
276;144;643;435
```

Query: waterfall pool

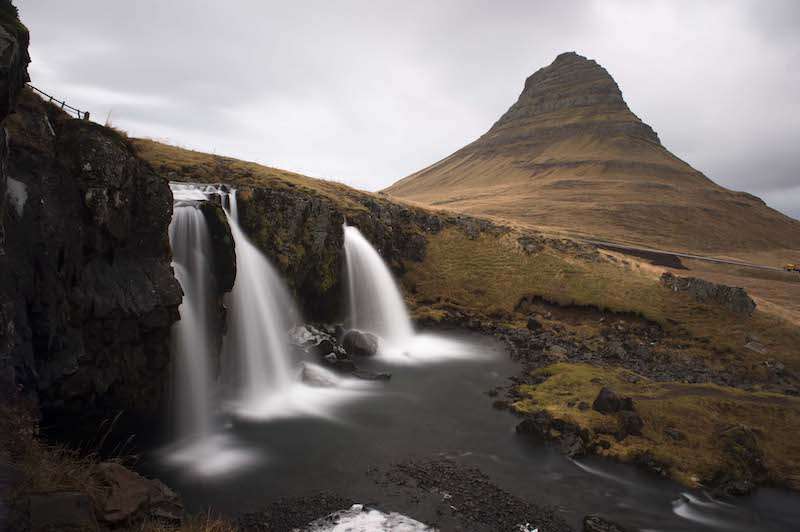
142;331;800;532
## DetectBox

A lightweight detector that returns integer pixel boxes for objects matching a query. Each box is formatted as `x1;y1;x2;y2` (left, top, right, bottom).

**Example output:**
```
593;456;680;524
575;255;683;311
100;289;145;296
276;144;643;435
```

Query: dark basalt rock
199;201;235;293
1;88;181;432
342;329;379;357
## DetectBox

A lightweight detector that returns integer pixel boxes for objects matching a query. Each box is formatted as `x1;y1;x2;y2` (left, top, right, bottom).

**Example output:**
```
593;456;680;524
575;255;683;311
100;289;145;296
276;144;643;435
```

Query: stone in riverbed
583;513;631;532
342;330;380;357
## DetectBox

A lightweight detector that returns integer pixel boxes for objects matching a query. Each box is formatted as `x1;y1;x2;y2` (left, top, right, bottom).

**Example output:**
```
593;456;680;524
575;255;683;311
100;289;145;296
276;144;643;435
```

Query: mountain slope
385;52;800;255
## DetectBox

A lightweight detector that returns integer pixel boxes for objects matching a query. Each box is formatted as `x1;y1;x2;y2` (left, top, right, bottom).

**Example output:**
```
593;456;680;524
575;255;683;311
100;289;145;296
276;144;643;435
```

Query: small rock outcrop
712;424;766;496
592;387;627;414
661;272;756;316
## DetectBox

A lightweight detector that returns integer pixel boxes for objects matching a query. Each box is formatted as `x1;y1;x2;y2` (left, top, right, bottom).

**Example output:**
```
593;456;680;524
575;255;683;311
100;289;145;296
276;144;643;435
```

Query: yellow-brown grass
405;228;800;377
512;363;800;489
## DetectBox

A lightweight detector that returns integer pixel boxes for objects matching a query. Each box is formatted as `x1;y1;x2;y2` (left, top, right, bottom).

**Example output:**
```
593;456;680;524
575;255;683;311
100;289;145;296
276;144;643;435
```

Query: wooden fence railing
26;83;90;120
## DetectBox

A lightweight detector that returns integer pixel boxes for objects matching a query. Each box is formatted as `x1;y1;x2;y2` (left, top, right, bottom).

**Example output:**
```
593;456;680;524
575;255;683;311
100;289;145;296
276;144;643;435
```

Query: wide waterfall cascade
343;225;482;364
343;225;414;345
168;203;215;441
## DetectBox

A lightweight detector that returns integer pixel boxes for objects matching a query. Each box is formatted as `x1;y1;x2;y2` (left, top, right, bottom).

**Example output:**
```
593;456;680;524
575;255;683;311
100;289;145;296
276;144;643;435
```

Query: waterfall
343;225;414;346
222;190;297;406
168;202;215;441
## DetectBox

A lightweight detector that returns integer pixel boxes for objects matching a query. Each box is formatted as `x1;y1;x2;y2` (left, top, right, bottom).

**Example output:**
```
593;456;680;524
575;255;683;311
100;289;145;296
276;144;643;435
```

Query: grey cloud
18;0;799;217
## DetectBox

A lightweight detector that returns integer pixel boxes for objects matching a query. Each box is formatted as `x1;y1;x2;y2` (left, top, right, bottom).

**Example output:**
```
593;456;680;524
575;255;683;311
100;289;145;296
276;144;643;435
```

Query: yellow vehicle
785;264;800;273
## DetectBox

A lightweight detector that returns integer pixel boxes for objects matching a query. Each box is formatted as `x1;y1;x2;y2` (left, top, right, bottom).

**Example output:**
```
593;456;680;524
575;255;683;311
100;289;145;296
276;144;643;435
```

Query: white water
164;185;260;477
168;203;215;440
344;225;414;346
222;190;298;410
303;504;434;532
343;224;482;364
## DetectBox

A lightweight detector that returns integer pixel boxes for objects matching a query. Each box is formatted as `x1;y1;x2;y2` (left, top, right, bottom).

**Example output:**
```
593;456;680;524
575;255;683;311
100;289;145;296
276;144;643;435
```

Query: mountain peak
385;53;800;253
488;52;659;145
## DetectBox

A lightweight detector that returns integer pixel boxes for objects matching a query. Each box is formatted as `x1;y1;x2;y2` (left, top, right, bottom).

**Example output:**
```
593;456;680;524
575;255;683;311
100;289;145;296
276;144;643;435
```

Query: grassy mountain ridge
385;52;800;256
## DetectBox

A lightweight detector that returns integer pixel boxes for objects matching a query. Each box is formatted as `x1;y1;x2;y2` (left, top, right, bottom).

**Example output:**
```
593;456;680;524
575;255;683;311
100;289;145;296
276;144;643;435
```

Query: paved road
579;238;787;273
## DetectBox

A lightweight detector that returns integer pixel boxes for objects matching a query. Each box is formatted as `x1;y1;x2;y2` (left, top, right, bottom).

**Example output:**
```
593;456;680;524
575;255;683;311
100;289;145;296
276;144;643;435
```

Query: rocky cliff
134;137;500;322
1;82;181;432
386;52;800;255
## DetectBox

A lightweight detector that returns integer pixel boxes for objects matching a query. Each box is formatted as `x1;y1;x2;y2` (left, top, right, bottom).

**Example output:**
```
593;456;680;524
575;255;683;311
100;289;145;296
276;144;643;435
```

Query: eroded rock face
661;272;756;316
1;89;181;430
232;184;460;321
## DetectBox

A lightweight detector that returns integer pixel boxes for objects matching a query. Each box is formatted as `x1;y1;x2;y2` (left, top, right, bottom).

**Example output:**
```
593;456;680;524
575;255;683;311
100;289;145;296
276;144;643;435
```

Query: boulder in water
342;330;380;357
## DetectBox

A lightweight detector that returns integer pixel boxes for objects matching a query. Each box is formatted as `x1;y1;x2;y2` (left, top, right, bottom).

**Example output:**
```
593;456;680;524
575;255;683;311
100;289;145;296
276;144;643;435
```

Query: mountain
385;52;800;255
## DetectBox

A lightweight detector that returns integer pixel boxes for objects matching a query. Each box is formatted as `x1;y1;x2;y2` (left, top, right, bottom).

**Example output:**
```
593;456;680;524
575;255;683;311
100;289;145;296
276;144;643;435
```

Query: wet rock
342;329;379;357
583;513;630;532
95;462;183;526
290;324;347;359
322;354;357;373
515;413;552;442
199;201;236;293
28;491;99;532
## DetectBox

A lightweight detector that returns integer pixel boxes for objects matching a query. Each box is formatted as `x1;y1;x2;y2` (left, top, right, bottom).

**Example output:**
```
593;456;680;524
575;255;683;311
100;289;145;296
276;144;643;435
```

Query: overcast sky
18;0;800;218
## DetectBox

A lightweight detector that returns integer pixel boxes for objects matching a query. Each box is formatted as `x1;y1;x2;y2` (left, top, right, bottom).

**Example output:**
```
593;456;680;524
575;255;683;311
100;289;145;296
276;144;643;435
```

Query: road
579;238;787;273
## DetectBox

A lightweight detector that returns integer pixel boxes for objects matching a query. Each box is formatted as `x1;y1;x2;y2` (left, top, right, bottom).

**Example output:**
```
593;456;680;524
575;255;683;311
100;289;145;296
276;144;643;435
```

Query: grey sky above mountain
18;0;800;218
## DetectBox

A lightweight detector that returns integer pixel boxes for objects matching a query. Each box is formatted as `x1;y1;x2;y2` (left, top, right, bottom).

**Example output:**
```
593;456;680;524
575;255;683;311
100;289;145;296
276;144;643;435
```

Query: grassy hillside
386;53;800;256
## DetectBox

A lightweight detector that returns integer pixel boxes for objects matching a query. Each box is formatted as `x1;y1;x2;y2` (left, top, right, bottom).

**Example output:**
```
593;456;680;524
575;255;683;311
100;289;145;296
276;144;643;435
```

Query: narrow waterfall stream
222;190;296;408
343;225;414;345
168;195;215;442
343;223;479;364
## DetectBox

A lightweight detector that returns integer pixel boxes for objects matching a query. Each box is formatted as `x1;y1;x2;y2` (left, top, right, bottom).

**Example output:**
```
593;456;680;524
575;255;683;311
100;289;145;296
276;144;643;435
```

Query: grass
0;402;241;531
0;403;106;500
512;363;800;489
132;138;371;215
405;228;800;378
